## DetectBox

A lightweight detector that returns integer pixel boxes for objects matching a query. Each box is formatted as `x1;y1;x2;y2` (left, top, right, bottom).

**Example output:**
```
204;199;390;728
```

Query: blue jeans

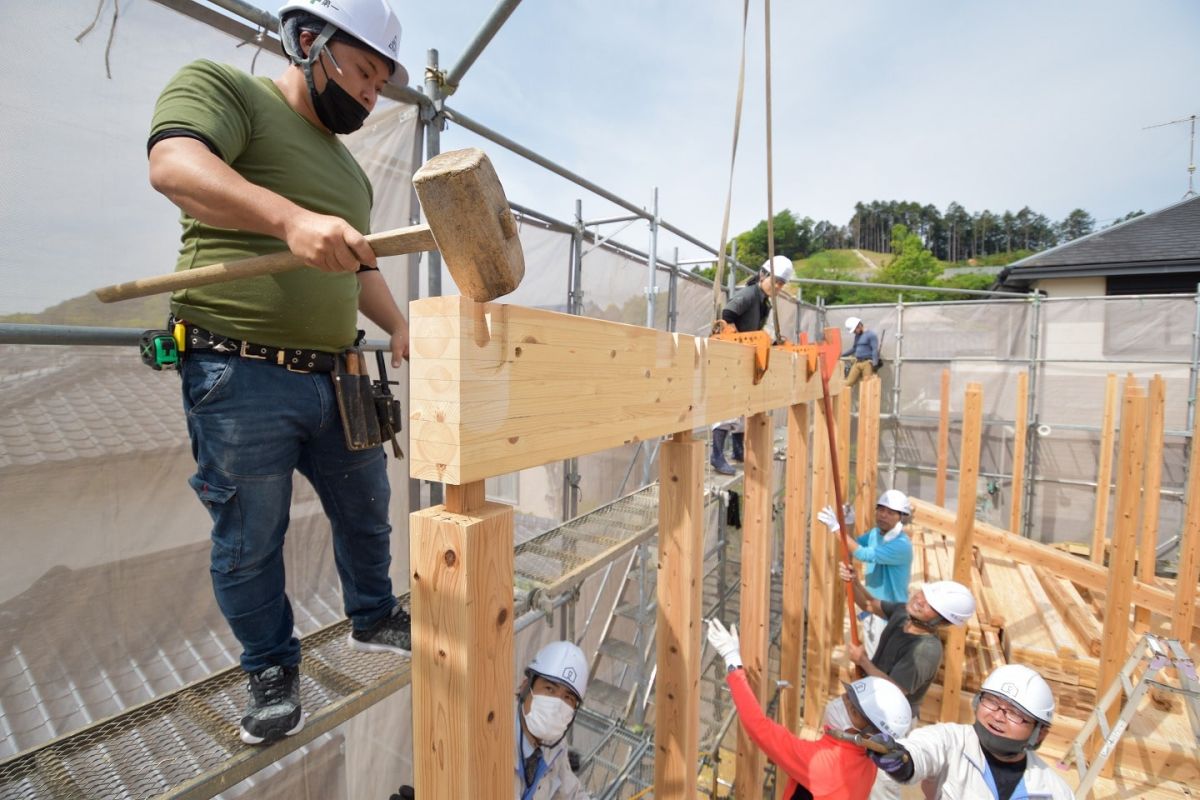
181;353;396;673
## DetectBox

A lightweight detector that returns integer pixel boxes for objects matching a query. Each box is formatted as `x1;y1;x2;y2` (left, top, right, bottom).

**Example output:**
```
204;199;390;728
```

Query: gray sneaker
349;603;411;656
240;665;305;745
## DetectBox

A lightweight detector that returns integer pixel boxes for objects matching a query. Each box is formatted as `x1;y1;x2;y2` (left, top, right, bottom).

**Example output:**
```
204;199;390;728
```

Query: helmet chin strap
283;21;339;109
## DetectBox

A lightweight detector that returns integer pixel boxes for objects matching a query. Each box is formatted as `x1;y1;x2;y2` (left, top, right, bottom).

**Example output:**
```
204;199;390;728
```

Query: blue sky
1;1;1197;315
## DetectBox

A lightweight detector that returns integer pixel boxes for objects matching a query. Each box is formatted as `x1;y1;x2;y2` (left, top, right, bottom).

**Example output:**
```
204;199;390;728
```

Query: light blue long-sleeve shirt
853;524;913;603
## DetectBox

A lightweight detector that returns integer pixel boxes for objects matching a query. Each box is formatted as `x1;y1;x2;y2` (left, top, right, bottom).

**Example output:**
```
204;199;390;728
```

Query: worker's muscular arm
837;561;883;617
148;137;375;273
357;269;409;367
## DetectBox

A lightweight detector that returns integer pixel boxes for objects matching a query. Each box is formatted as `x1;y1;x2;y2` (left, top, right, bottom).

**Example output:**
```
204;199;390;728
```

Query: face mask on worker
973;720;1033;757
821;696;854;732
311;52;370;134
523;694;576;743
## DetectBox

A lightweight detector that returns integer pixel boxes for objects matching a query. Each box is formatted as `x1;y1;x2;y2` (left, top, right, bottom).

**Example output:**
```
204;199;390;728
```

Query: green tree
878;224;941;288
1058;208;1095;242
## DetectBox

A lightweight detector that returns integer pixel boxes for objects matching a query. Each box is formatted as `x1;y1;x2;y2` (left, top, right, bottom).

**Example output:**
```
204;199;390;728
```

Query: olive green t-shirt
150;59;372;351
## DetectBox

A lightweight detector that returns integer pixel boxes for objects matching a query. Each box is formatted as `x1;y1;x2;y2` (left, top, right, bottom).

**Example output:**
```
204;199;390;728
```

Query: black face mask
973;720;1033;757
310;60;369;134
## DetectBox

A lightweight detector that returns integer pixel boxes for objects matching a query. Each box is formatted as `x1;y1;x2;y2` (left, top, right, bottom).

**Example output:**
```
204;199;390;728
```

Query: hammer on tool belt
94;148;525;303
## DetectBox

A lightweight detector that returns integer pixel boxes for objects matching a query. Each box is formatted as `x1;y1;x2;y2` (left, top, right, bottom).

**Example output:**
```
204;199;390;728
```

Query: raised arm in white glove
817;504;856;533
706;618;743;671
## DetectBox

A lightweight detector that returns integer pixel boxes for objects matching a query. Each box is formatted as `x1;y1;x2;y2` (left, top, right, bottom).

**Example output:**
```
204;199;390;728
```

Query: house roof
1001;194;1200;287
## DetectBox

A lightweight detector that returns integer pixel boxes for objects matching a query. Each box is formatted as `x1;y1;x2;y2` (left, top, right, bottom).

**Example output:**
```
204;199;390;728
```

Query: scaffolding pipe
442;0;524;91
793;277;1025;298
645;187;659;329
888;296;904;487
1020;294;1043;539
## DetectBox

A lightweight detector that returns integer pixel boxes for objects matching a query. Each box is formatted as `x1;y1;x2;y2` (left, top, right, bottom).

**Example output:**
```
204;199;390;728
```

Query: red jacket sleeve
726;668;827;788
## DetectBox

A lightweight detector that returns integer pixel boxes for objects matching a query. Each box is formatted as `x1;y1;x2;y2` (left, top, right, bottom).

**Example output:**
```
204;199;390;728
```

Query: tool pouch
333;349;383;451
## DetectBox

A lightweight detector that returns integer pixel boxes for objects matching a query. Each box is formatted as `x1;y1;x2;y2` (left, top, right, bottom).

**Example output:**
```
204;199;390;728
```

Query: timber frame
407;294;844;799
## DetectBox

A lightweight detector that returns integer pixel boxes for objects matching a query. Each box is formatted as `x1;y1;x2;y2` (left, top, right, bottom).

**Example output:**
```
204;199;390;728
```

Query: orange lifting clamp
774;328;842;380
711;320;773;384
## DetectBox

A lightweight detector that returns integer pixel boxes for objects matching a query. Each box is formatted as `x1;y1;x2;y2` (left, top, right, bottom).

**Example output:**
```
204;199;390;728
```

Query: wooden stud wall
1009;372;1028;537
779;403;810;738
936;368;950;507
1136;375;1165;631
803;400;832;730
1091;373;1119;563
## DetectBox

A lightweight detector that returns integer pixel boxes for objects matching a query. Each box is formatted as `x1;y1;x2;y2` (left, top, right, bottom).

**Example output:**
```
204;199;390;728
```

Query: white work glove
706;618;743;670
818;504;855;533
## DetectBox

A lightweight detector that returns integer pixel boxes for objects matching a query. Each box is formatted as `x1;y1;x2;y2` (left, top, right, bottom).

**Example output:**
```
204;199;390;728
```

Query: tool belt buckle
239;340;271;361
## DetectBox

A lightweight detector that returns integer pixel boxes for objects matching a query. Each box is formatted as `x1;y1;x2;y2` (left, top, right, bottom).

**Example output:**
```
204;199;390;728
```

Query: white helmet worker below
706;618;911;799
838;558;975;718
840;315;879;388
515;641;592;799
870;664;1072;799
279;0;408;135
147;0;414;748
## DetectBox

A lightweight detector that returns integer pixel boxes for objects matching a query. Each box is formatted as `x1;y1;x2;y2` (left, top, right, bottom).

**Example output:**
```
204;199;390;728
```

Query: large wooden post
1091;374;1119;563
940;383;983;722
779;403;809;741
831;391;853;639
803;400;832;729
655;432;705;799
1009;372;1029;535
1136;376;1166;630
736;411;774;800
410;480;515;799
856;377;881;528
1092;384;1147;774
936;368;951;507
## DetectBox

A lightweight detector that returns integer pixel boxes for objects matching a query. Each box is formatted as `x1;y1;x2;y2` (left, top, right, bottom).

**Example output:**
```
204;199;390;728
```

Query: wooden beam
1136;375;1166;630
1017;563;1077;658
832;389;853;639
1091;374;1119;563
936;368;950;507
1171;401;1200;646
736;412;774;800
940;383;983;722
779;403;809;739
654;432;704;800
1009;371;1029;536
1035;567;1102;657
803;401;832;729
1093;385;1147;773
908;498;1176;617
410;482;514;799
407;297;838;483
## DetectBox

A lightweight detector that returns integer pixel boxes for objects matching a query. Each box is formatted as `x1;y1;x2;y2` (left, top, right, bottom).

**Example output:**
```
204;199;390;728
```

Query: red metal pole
818;351;860;647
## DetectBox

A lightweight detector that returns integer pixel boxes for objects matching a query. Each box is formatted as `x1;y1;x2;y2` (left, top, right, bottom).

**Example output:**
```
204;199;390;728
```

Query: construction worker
837;562;975;719
819;490;914;656
706;618;912;799
148;0;412;745
870;664;1074;799
711;256;795;475
841;317;879;387
515;642;592;800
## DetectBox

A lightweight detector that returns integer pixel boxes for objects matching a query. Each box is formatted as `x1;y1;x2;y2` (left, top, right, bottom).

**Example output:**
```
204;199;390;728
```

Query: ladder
1058;633;1200;799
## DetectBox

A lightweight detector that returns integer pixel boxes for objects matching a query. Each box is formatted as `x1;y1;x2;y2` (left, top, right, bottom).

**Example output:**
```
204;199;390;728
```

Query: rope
763;0;782;343
711;0;752;325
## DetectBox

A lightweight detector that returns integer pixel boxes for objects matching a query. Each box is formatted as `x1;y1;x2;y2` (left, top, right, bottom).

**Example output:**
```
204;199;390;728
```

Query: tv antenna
1144;114;1197;199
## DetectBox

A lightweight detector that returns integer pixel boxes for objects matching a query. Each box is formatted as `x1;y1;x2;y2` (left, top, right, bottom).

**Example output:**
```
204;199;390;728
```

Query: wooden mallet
94;147;525;303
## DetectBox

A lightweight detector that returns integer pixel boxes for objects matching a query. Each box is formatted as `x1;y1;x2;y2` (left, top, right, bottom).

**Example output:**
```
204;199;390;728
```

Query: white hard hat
845;677;913;739
279;0;408;86
845;317;863;332
922;580;976;626
526;641;589;702
981;664;1055;724
876;489;910;514
761;255;794;284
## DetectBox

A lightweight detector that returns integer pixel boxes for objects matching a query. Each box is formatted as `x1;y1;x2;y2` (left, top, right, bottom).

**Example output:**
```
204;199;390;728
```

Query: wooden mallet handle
94;224;436;303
